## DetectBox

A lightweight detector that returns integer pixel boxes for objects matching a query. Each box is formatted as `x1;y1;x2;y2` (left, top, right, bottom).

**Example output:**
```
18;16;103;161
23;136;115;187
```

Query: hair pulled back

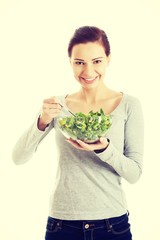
68;26;110;58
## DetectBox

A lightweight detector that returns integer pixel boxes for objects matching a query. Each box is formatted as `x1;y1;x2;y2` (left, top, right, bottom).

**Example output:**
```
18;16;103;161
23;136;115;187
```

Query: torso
65;90;123;115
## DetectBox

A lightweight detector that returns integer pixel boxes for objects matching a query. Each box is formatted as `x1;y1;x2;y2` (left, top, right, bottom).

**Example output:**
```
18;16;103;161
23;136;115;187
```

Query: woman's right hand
38;96;62;131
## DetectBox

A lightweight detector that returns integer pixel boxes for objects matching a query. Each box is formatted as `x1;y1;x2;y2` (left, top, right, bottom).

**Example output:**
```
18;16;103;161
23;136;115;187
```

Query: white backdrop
0;0;160;239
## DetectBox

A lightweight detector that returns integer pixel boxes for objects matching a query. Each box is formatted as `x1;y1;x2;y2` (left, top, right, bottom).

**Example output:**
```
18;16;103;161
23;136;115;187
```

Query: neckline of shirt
62;92;125;116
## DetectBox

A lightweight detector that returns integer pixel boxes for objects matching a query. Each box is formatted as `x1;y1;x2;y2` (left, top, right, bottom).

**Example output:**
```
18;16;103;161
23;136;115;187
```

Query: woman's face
70;41;110;89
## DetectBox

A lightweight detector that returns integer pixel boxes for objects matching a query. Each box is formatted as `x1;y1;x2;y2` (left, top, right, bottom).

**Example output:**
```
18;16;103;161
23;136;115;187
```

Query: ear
69;58;72;66
107;54;111;65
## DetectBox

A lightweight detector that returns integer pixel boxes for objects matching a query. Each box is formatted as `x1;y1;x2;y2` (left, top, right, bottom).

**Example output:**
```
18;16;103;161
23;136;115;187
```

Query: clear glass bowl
58;115;112;143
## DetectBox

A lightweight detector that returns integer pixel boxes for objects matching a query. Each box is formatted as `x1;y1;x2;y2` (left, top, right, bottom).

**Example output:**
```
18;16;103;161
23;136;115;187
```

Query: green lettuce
59;108;112;141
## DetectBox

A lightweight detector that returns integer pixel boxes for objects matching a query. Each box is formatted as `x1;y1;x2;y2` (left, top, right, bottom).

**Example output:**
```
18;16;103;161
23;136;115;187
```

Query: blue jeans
45;212;132;240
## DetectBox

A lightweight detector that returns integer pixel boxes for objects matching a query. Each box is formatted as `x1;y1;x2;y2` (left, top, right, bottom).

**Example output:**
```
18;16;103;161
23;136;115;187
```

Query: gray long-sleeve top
12;93;144;220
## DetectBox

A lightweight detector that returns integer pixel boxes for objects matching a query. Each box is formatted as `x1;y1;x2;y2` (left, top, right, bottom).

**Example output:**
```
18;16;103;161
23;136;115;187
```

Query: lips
80;76;98;84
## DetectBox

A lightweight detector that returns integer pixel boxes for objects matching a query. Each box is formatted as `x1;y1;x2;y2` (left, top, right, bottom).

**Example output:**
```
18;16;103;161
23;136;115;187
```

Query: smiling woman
12;26;144;240
70;42;110;88
68;26;111;89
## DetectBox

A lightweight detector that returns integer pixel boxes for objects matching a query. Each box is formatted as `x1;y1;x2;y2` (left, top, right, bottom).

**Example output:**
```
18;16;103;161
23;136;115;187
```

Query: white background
0;0;160;239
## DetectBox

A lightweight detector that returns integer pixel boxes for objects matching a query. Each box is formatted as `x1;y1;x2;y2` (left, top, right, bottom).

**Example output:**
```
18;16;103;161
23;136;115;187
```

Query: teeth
83;77;97;81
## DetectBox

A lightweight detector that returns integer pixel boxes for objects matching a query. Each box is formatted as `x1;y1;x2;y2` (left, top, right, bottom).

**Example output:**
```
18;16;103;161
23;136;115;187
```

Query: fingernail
100;137;105;143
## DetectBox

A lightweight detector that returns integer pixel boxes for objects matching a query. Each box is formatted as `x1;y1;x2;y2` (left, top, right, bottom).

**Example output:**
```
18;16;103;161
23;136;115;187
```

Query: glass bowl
58;114;112;143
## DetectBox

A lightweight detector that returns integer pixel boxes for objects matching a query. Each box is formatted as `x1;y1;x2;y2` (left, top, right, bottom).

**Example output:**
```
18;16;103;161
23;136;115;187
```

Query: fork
59;103;76;117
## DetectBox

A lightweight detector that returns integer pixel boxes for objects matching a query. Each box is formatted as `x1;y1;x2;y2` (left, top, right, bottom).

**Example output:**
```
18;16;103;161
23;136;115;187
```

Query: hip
45;212;132;240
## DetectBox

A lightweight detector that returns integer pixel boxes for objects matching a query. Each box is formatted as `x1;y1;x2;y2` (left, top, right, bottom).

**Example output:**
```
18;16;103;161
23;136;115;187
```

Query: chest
65;96;122;115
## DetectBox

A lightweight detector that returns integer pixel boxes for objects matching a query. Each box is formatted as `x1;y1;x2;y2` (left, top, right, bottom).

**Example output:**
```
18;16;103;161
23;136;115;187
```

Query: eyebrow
74;57;103;61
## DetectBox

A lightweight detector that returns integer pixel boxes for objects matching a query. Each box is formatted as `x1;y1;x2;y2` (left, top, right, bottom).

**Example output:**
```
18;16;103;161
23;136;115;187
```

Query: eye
93;60;102;64
75;62;85;65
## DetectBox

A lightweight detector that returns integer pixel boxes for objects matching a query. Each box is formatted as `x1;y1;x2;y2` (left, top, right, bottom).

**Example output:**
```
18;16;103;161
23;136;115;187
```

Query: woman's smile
79;75;99;84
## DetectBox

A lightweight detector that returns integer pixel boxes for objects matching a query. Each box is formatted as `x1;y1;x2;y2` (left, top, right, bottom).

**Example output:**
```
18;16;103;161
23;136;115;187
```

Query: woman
12;26;144;240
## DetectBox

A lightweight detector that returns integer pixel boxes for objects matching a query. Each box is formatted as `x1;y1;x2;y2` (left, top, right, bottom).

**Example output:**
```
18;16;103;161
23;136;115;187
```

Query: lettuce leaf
59;108;112;141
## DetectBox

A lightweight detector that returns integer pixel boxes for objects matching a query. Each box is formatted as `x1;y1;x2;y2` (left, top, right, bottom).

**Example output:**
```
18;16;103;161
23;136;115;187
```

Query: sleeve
12;110;54;165
94;97;144;184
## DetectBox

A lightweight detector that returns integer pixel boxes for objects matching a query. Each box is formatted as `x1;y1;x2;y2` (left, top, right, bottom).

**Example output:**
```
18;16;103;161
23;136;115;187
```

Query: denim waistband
48;212;129;231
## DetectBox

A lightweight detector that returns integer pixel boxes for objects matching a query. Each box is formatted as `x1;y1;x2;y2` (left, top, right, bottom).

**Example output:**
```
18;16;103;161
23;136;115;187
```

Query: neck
79;82;110;104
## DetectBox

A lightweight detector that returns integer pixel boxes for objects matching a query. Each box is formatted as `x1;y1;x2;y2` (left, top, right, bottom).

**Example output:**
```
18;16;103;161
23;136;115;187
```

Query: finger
76;140;93;151
77;137;108;151
91;137;109;150
43;103;62;110
99;137;109;148
43;109;61;116
44;96;62;105
66;139;86;150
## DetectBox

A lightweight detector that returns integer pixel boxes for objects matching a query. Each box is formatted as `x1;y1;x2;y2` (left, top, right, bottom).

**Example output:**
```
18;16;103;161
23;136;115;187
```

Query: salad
58;108;112;142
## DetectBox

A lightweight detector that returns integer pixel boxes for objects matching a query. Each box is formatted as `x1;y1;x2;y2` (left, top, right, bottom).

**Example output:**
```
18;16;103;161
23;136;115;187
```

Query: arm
12;96;62;165
95;98;144;184
12;111;54;165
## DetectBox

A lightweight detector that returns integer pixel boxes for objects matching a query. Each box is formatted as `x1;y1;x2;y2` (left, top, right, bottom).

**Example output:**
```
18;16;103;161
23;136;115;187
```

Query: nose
82;63;95;77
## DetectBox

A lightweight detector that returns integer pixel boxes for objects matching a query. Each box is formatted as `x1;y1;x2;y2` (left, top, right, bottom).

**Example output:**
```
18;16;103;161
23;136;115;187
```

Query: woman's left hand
66;137;109;151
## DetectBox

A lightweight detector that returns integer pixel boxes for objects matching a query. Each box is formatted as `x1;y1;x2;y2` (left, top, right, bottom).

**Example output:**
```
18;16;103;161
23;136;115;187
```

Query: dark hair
68;26;110;58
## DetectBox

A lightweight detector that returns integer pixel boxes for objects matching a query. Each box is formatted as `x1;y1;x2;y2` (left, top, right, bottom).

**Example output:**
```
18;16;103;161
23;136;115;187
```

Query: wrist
94;138;110;154
37;116;49;131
